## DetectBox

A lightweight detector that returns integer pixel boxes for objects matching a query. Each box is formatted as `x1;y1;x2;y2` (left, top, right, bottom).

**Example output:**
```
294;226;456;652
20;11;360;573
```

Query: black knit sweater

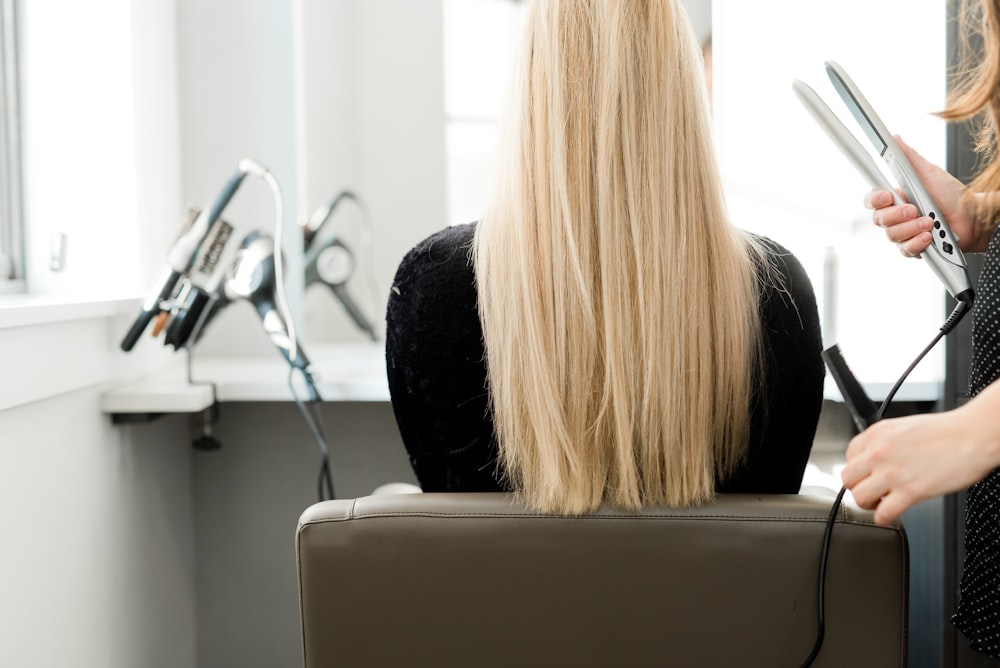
385;222;824;495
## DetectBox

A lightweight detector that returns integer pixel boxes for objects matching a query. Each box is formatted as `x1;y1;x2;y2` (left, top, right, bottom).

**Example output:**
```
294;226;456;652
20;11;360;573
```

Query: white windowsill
0;293;173;412
0;294;140;329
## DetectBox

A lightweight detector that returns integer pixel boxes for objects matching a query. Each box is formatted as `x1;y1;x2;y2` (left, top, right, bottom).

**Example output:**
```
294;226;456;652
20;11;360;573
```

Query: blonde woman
386;0;823;514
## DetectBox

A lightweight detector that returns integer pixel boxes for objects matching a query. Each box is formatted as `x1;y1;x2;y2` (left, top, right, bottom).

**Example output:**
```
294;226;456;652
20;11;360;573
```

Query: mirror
185;0;949;393
180;0;711;356
179;0;447;355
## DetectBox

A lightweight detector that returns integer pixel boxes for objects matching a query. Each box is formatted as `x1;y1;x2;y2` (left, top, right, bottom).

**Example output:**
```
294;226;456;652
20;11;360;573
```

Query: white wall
0;388;195;668
0;2;197;667
681;0;711;44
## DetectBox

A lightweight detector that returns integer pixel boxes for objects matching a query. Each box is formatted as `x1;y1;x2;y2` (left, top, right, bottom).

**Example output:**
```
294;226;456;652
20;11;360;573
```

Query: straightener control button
943;242;954;254
929;211;936;220
940;230;947;238
934;221;941;229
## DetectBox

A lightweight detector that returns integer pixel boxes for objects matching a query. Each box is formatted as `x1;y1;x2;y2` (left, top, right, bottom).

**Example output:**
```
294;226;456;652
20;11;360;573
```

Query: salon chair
296;492;907;667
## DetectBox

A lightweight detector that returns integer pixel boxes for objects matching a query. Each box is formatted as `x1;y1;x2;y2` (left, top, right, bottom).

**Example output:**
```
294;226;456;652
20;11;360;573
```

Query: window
0;0;23;293
441;0;709;229
713;0;948;390
442;0;525;228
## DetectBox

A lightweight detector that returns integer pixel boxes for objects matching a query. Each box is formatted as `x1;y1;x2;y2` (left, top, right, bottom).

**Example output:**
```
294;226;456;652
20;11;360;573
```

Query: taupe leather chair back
297;493;907;667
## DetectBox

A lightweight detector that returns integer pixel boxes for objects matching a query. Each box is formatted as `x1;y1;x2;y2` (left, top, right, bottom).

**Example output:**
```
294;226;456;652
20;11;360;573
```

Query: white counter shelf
101;342;389;416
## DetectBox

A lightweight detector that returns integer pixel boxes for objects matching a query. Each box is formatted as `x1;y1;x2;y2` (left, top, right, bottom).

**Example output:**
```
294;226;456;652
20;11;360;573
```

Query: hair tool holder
301;191;378;341
119;159;335;500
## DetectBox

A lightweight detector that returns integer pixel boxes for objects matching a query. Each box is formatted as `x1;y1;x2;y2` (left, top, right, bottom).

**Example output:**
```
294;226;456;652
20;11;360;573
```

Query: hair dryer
305;237;377;341
302;191;378;341
223;230;311;374
121;160;263;352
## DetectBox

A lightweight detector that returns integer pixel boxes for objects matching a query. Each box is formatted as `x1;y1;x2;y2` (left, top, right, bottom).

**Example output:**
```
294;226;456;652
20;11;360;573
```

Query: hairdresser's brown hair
474;0;769;514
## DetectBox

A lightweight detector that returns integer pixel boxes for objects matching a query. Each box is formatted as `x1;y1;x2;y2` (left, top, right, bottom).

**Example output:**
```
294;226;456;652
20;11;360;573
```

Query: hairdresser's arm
841;379;1000;524
865;136;989;255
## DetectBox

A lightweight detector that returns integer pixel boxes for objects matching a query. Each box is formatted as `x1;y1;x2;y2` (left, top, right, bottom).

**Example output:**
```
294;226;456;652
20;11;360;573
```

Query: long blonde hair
944;0;1000;225
474;0;767;514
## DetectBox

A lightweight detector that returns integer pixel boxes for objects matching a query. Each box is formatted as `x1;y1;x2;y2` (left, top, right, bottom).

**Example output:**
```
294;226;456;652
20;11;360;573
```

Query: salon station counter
100;342;388;419
100;339;938;419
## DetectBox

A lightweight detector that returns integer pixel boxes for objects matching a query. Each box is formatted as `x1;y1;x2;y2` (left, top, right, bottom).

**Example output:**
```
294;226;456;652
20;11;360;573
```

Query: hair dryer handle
253;297;310;371
331;284;378;341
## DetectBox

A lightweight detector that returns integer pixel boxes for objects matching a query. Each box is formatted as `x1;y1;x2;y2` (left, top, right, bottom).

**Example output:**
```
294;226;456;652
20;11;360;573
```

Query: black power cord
798;296;972;667
288;366;336;502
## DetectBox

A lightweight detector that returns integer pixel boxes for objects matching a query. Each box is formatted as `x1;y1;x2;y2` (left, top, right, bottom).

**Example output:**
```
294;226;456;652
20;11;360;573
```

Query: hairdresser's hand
842;382;1000;524
865;136;987;256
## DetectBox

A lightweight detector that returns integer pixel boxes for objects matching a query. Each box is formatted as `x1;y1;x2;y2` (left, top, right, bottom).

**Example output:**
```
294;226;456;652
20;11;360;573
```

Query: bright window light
714;0;948;389
19;0;140;297
443;0;524;228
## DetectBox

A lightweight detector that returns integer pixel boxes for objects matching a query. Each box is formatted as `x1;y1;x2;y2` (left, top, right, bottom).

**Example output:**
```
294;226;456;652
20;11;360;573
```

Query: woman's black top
954;228;1000;659
385;222;824;495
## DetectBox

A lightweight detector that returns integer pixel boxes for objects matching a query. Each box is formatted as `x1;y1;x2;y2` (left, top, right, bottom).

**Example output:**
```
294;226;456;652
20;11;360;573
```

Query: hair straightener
792;61;974;307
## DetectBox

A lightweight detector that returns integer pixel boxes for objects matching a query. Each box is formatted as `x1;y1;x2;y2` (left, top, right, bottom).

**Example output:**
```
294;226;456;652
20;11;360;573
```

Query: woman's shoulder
389;222;480;327
745;232;812;294
395;223;477;284
744;232;820;334
403;222;477;262
393;222;477;288
746;232;797;268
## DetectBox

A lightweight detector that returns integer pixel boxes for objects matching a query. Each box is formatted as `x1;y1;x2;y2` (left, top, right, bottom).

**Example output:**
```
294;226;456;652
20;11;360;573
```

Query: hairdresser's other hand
865;136;986;256
842;383;1000;524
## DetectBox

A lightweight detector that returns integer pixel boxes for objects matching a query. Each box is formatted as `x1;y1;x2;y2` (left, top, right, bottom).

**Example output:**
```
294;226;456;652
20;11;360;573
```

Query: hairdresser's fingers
880;214;931;241
844;430;870;461
898;232;933;259
839;455;868;489
872;491;915;526
863;189;905;211
873;203;920;229
848;474;891;512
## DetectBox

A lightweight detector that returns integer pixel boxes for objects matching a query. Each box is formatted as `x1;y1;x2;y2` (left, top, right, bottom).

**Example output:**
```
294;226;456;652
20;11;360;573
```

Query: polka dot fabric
954;228;1000;659
970;231;1000;396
